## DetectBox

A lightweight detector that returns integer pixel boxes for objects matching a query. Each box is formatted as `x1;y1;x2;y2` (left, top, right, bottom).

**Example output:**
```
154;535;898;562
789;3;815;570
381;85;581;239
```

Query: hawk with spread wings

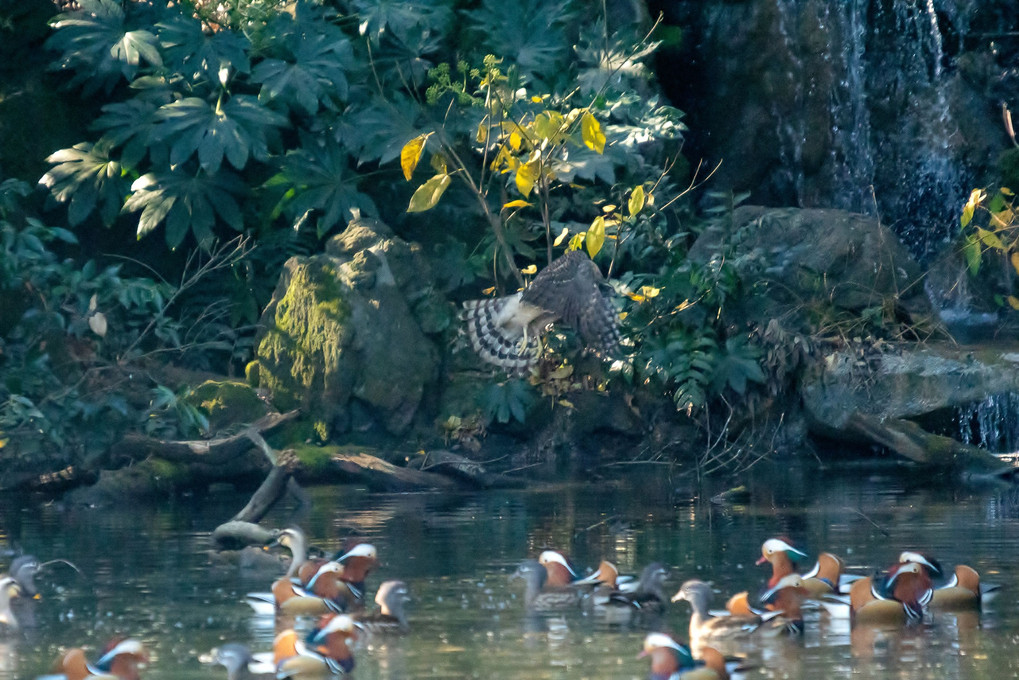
461;251;622;372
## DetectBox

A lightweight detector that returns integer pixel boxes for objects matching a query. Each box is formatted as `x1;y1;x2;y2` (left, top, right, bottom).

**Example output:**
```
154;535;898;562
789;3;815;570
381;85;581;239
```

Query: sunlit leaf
581;112;605;153
521;264;537;275
502;199;532;210
628;185;646;217
586;215;605;257
88;312;108;337
1008;296;1019;311
407;173;451;212
961;188;985;228
976;227;1006;251
400;133;431;181
515;159;540;197
553;226;569;246
1011;251;1019;275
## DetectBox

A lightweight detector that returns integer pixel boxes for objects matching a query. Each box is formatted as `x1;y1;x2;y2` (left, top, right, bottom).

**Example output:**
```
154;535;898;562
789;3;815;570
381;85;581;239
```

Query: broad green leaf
581;112;606;153
976;227;1006;251
628;185;646;217
401;133;431;181
265;135;377;236
41;140;128;227
123;169;246;249
515;159;540;197
962;232;982;275
586;215;605;257
156;14;251;79
408;173;451;213
151;95;287;174
251;30;354;116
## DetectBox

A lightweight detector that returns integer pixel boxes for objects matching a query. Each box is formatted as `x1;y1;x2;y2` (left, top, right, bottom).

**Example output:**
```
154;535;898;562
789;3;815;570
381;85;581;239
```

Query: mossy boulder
187;380;270;434
253;217;449;436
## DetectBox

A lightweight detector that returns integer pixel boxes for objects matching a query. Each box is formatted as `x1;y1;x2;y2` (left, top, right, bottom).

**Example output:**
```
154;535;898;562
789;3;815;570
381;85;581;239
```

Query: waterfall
958;393;1019;453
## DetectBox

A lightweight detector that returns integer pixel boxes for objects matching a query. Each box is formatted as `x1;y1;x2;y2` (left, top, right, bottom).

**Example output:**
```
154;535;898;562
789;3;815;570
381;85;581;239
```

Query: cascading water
957;392;1019;453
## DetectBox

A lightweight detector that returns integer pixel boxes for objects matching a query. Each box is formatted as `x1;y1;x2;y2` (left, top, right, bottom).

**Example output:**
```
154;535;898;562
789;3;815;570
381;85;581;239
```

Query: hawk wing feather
462;251;621;371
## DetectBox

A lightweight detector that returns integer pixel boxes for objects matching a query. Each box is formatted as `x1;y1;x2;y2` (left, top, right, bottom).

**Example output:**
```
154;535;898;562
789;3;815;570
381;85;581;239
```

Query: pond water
3;460;1019;680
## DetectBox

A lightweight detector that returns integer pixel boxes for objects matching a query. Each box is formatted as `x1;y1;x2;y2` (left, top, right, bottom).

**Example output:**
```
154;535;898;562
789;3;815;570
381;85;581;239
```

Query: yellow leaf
1009;296;1019;310
532;111;565;143
549;365;573;380
88;312;108;337
521;264;537;275
1011;251;1019;275
476;121;488;144
602;204;617;213
502;199;532;211
639;285;661;299
400;133;431;181
407;173;451;213
1003;187;1015;197
553;227;569;246
581;112;606;154
531;96;543;103
586;215;606;257
482;286;496;295
515;159;540;196
628;185;646;217
509;131;522;151
626;292;646;302
0;437;7;449
991;208;1014;229
567;233;585;252
961;188;986;228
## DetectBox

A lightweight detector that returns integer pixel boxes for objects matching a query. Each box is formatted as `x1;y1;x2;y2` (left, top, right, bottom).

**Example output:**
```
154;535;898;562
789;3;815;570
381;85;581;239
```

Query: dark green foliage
483;379;534;425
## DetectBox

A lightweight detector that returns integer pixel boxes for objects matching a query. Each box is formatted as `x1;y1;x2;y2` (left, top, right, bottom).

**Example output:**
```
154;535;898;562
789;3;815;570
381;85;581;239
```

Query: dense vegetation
18;0;1012;485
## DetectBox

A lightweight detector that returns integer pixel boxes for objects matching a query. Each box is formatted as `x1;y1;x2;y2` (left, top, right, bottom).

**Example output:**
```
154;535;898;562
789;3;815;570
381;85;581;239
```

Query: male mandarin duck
43;639;148;680
276;614;358;677
898;550;994;610
537;549;581;587
279;562;362;616
512;559;583;611
671;580;769;642
849;561;931;626
757;538;849;595
638;633;730;680
200;643;275;680
573;561;641;624
759;574;810;635
332;541;379;593
353;580;411;634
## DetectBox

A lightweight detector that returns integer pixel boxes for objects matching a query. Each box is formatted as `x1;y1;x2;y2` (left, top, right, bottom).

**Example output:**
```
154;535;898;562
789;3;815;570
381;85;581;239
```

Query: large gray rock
691;205;931;332
252;218;450;436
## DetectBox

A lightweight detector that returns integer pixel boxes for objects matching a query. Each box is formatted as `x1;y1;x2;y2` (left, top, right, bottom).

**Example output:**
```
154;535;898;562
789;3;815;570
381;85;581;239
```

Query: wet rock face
657;0;1019;263
253;218;450;437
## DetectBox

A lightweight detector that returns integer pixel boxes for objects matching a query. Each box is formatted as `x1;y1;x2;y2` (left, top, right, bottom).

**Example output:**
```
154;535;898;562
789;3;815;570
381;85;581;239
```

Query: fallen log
320;449;458;491
845;412;1017;479
407;449;525;489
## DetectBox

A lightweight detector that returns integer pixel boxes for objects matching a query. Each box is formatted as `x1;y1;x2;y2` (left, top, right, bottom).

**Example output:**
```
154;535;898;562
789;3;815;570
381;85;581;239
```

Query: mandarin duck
42;639;148;680
849;561;932;626
353;580;410;634
200;643;275;680
671;580;769;642
245;527;316;616
639;633;730;680
276;614;358;677
898;551;994;610
537;550;581;587
757;539;851;596
759;573;810;635
279;561;362;616
626;563;670;614
512;559;583;611
574;561;641;624
332;542;379;594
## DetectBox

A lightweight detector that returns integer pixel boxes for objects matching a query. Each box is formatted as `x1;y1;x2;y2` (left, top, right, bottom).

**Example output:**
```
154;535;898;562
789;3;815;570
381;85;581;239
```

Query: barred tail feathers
460;294;541;371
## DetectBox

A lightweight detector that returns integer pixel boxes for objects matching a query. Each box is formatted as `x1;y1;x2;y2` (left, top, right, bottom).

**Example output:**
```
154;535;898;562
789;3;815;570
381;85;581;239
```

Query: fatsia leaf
150;95;287;173
266;136;377;236
46;0;163;94
123;169;246;249
350;0;454;46
94;97;166;170
157;14;251;79
41;140;129;227
251;31;354;116
408;173;451;213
